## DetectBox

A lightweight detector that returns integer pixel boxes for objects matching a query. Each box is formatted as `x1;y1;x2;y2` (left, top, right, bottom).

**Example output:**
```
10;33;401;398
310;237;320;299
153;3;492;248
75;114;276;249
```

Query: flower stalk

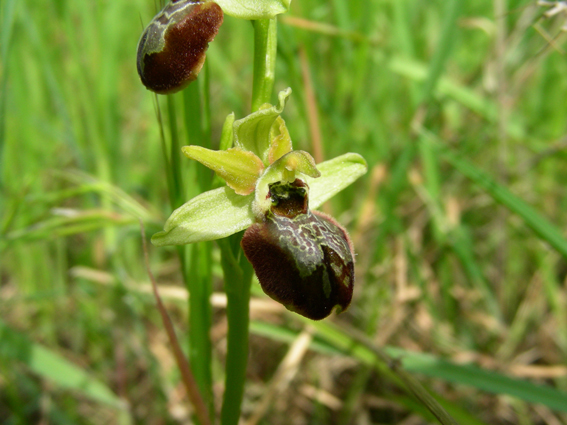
173;86;215;419
251;18;278;111
219;17;279;425
141;2;367;423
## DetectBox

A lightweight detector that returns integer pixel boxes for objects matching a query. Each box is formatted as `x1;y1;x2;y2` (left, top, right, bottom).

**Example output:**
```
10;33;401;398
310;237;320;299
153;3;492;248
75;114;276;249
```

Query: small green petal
152;186;254;246
268;116;292;164
215;0;291;20
277;150;320;177
182;146;264;195
233;88;291;164
305;153;368;209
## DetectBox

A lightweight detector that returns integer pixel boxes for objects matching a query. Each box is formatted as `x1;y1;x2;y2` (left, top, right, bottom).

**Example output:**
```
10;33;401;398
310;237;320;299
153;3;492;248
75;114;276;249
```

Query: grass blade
252;319;567;414
0;318;127;410
418;0;461;105
429;137;567;258
388;347;567;413
141;222;212;425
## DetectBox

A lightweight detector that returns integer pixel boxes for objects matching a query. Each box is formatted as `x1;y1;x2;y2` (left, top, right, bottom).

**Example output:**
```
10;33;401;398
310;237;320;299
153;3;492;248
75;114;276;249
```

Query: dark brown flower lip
241;179;355;320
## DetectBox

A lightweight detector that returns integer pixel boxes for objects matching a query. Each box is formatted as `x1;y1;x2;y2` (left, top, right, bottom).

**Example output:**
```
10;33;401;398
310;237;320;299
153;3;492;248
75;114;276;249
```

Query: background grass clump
1;0;567;423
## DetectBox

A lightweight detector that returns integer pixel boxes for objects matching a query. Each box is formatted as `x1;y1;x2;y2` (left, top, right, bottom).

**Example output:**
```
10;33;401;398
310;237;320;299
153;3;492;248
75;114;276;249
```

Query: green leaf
233;88;291;164
305;153;368;210
215;0;291;20
387;347;567;413
182;146;264;195
152;186;254;246
0;319;127;410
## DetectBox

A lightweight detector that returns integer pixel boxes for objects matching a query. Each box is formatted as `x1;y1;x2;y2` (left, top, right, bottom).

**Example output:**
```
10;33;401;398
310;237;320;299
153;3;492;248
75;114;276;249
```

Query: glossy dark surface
242;180;355;320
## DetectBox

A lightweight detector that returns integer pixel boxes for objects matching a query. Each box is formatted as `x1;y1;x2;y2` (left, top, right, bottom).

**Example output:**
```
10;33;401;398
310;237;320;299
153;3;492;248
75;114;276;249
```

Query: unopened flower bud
137;0;223;94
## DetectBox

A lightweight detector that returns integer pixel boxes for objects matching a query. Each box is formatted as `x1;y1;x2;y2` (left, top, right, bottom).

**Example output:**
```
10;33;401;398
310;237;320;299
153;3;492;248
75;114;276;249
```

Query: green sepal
151;153;367;247
182;146;264;195
304;153;368;209
151;186;255;246
233;88;291;164
215;0;291;20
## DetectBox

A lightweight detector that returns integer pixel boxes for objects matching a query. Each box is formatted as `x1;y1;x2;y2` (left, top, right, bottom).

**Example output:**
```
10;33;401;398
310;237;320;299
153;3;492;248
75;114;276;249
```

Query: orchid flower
151;89;367;319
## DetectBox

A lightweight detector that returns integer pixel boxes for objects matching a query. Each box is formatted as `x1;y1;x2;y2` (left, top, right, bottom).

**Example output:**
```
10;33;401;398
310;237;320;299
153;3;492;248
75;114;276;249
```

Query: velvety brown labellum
241;180;355;320
137;1;223;94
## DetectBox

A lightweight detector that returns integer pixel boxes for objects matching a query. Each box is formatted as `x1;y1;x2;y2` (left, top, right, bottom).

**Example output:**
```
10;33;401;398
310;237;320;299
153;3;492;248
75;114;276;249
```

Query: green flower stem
186;242;213;417
164;95;207;415
219;236;254;425
166;95;185;209
162;85;214;422
219;17;279;425
182;83;214;419
251;18;277;111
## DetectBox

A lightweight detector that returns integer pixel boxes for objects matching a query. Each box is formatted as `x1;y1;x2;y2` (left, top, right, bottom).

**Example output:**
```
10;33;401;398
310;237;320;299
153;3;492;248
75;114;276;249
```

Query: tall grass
2;0;567;424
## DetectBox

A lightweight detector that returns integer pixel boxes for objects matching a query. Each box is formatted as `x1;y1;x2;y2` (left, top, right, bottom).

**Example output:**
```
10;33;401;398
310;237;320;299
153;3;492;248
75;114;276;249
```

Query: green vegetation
2;0;567;423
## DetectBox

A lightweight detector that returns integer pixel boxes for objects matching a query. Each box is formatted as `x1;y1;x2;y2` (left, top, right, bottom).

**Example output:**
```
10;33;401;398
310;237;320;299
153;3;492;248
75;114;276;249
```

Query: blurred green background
1;0;567;423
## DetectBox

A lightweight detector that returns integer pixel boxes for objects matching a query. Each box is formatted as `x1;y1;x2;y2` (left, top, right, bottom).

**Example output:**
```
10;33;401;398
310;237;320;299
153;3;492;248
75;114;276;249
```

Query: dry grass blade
246;328;314;425
299;47;324;164
281;15;379;45
335;323;460;425
140;220;212;425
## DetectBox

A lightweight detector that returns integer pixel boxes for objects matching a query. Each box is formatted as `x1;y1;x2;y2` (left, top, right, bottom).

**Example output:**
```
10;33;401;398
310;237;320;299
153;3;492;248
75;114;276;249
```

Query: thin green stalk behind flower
220;15;277;425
